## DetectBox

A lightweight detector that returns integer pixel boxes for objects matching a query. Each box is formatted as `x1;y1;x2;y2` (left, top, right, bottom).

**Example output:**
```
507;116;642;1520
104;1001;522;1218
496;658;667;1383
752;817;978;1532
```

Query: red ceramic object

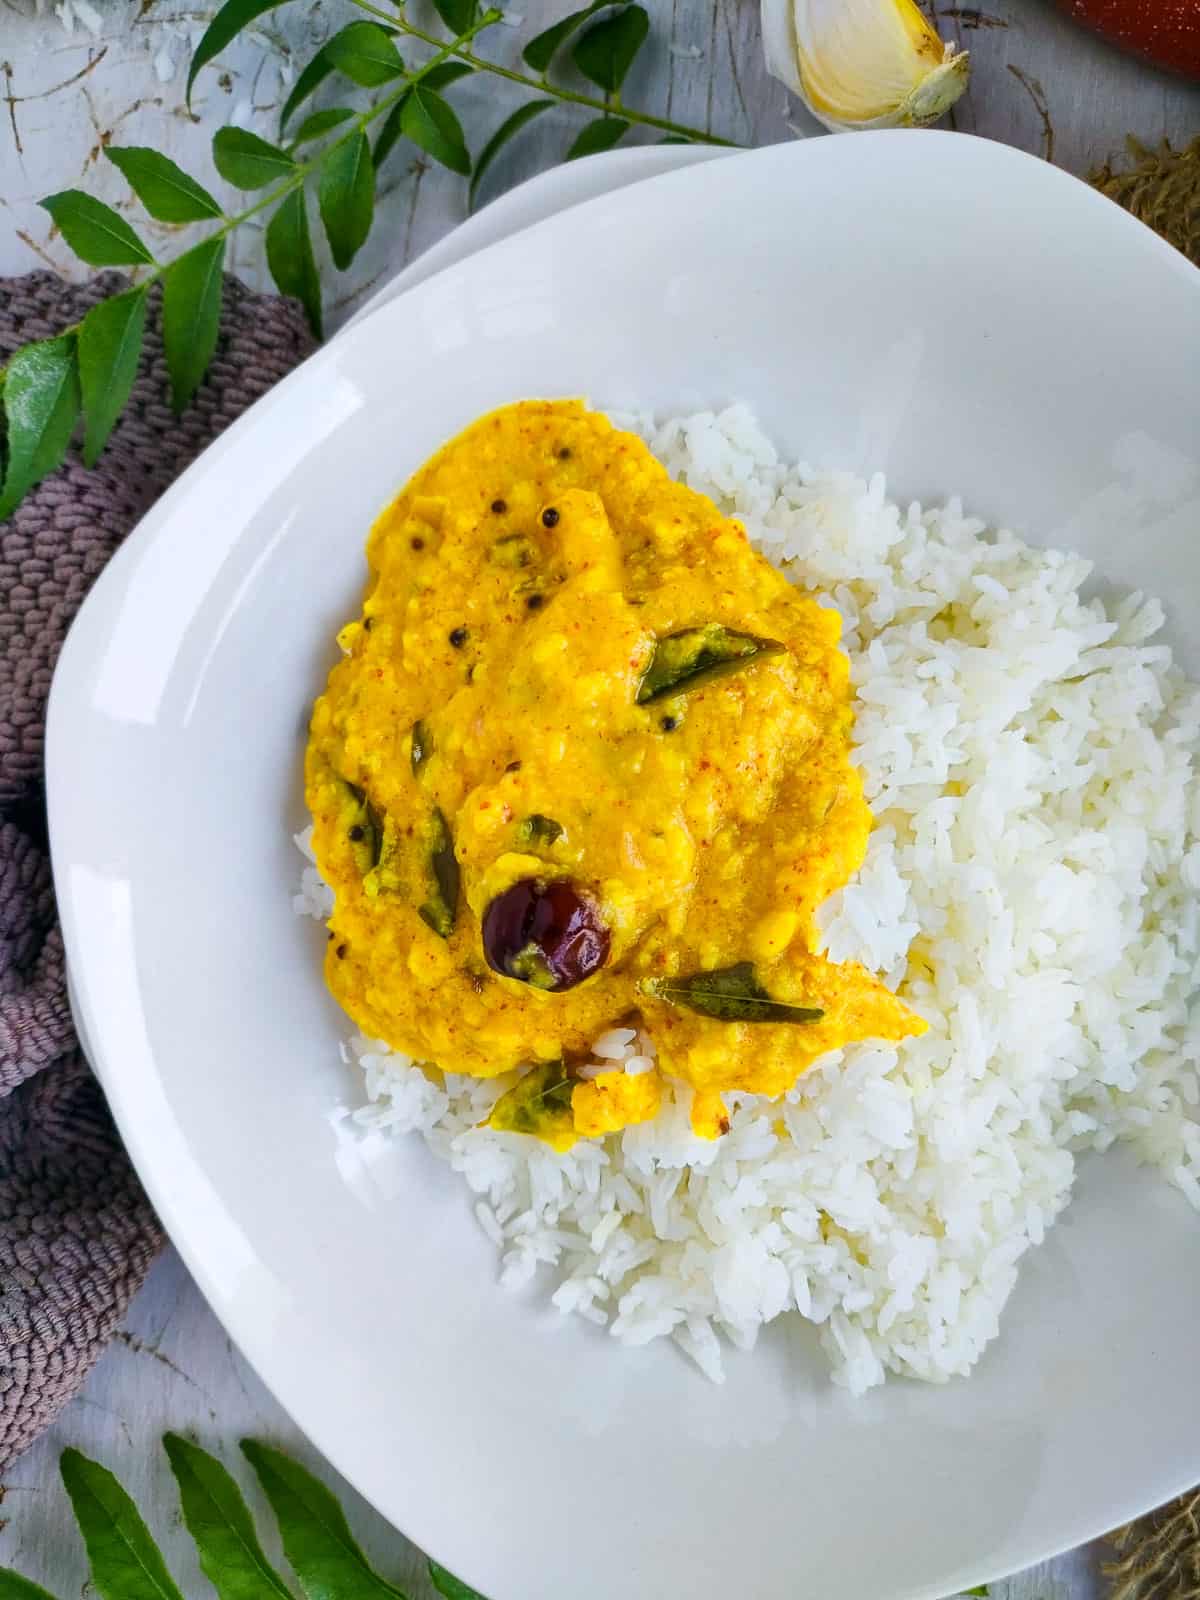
1056;0;1200;79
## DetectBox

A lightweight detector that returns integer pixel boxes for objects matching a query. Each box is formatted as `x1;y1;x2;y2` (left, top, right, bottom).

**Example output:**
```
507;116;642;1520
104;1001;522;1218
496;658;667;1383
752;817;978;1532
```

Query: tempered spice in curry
305;400;925;1143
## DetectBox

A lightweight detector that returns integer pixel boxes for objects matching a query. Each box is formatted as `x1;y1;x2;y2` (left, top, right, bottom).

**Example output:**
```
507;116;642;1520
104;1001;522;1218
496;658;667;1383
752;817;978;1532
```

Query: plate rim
47;129;1200;1600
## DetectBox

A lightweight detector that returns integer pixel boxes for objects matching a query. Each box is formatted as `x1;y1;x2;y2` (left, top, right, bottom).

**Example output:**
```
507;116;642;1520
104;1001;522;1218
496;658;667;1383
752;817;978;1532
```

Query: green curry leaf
644;963;823;1024
105;148;223;222
400;87;471;176
78;287;147;466
212;128;296;190
469;99;554;209
565;115;629;161
289;108;357;148
187;0;289;105
162;235;226;413
39;191;154;267
240;1441;407;1600
265;187;323;340
522;0;625;72
0;335;81;519
318;130;376;270
325;22;405;87
59;1448;186;1600
0;1574;65;1600
428;1561;488;1600
163;1434;293;1600
280;45;336;132
430;0;477;34
571;4;648;94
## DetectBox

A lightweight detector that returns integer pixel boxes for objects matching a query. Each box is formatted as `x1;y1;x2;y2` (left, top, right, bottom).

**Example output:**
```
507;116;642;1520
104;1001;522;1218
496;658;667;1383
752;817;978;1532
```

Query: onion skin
1055;0;1200;81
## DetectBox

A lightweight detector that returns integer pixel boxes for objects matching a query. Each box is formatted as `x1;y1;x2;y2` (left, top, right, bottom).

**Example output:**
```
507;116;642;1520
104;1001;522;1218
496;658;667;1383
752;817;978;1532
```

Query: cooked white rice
299;405;1200;1392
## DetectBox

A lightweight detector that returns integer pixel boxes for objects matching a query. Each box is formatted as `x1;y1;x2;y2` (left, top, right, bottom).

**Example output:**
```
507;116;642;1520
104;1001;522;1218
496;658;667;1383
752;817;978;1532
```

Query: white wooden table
1;1;1197;1592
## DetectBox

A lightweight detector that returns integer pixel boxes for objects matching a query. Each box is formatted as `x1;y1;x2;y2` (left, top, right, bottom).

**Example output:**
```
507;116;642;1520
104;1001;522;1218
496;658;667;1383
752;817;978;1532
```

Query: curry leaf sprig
0;0;736;523
0;1436;485;1600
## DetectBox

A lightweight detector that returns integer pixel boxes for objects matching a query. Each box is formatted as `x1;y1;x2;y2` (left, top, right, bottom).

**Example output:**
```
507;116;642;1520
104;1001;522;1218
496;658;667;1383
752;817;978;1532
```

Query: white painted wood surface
1;0;1197;1592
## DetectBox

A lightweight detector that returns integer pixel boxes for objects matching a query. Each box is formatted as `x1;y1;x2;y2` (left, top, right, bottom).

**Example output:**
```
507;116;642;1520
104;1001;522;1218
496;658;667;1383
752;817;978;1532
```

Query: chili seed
348;824;365;841
542;507;559;528
449;626;468;648
491;498;507;514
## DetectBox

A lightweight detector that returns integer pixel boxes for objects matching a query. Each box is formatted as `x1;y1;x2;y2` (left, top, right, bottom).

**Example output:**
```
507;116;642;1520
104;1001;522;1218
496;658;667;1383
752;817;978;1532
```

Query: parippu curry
305;401;924;1146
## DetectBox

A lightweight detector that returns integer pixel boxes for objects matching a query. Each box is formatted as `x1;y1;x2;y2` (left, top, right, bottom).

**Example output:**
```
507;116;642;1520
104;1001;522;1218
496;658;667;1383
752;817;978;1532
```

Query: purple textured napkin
0;269;315;1469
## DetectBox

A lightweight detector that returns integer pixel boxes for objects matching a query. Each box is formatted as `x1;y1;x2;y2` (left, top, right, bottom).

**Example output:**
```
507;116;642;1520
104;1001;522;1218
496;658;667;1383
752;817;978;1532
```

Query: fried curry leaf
490;533;537;568
487;1060;576;1147
410;719;432;775
340;779;383;874
517;813;564;847
644;962;823;1024
636;623;784;704
419;808;460;937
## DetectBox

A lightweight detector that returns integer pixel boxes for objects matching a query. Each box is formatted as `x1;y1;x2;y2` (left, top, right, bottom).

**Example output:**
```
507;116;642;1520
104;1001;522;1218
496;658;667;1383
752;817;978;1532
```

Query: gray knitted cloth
0;270;315;1469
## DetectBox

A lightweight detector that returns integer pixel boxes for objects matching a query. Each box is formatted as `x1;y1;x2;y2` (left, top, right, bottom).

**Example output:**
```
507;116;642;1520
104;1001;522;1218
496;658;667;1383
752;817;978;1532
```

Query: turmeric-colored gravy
306;401;924;1146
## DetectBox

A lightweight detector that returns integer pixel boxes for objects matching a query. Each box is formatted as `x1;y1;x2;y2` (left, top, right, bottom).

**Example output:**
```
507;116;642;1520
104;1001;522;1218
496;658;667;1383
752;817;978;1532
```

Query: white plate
342;143;734;331
48;133;1200;1600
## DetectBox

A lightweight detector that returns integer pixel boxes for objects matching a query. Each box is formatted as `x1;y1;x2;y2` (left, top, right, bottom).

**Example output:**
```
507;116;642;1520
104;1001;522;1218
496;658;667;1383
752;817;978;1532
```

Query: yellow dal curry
306;401;924;1147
